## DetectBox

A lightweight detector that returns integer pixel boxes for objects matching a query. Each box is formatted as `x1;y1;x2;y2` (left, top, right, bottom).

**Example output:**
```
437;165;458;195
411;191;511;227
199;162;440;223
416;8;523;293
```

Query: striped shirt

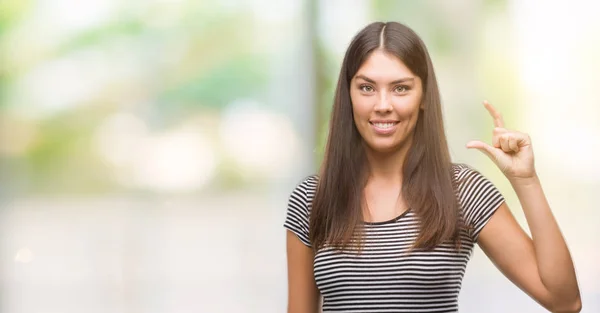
284;164;505;312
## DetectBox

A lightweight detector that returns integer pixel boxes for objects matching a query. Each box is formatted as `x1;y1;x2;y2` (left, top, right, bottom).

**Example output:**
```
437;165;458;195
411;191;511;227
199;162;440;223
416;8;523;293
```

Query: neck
364;141;412;185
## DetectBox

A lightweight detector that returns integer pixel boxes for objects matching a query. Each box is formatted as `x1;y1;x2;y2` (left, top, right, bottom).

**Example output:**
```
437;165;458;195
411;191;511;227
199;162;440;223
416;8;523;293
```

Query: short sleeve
283;176;317;247
455;165;505;242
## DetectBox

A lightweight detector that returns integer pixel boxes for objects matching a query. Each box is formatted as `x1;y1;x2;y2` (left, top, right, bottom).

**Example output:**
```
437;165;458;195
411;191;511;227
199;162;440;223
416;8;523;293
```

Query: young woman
283;22;581;313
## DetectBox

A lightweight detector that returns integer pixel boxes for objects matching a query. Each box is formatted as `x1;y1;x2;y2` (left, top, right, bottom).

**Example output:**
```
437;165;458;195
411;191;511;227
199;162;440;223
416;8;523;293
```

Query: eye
394;85;409;93
359;85;374;93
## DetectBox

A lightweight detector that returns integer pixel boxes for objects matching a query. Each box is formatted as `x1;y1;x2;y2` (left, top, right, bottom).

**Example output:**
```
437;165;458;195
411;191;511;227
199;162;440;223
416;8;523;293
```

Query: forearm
510;175;580;301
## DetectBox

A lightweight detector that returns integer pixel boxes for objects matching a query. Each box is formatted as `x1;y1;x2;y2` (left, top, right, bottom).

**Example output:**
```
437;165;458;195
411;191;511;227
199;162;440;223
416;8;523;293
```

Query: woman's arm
511;176;580;305
286;231;320;313
478;185;581;312
467;101;581;312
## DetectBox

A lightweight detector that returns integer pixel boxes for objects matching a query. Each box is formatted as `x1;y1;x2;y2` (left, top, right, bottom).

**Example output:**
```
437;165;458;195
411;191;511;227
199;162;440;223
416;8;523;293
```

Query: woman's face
350;49;424;154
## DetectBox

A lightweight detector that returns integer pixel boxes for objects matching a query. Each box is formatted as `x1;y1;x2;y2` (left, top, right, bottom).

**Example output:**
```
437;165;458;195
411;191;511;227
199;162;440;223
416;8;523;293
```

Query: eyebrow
354;74;415;85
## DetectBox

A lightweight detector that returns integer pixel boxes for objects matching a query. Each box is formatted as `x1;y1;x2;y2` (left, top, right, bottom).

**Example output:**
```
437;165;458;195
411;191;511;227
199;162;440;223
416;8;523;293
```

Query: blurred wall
0;0;598;312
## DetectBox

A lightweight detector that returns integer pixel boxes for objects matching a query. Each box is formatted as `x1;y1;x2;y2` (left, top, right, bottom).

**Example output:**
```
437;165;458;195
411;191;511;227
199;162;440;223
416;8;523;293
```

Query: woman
284;21;581;313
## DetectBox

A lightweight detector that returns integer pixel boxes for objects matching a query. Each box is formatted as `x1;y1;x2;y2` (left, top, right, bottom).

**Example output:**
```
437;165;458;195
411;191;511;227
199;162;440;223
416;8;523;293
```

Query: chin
366;142;403;154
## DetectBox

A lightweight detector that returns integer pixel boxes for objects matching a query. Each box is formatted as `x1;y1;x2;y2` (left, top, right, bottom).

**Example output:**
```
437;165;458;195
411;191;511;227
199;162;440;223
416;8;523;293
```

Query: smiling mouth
370;122;399;129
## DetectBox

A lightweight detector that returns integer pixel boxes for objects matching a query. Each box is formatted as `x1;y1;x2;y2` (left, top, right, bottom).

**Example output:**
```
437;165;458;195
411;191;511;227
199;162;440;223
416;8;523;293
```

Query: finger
492;135;500;148
484;100;505;128
492;127;507;148
466;140;499;161
493;127;508;135
499;134;512;153
508;136;519;152
516;132;531;147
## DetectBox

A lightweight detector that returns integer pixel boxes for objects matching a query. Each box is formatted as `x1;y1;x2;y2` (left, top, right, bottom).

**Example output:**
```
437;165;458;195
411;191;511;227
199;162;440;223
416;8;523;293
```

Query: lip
370;119;399;124
369;120;399;135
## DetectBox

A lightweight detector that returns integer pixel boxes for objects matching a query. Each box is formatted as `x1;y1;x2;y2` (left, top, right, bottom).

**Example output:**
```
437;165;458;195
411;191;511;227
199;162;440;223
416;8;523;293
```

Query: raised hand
466;101;536;180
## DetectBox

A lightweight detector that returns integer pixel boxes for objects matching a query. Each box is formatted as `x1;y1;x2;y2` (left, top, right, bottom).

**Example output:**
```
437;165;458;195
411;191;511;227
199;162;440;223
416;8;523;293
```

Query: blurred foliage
0;0;33;110
0;1;272;193
159;54;269;110
371;1;453;54
23;106;116;193
0;0;31;35
0;0;518;194
55;20;147;55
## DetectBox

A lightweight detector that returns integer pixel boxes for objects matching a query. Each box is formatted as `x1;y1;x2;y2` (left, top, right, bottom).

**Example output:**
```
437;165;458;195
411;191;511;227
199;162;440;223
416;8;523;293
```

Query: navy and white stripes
284;164;504;313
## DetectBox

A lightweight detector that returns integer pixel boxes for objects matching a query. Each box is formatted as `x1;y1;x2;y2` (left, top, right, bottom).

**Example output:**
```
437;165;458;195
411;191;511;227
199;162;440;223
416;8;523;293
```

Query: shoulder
452;162;478;180
452;163;489;189
296;175;319;194
452;162;504;208
451;162;504;208
284;175;319;247
451;163;505;240
288;175;319;208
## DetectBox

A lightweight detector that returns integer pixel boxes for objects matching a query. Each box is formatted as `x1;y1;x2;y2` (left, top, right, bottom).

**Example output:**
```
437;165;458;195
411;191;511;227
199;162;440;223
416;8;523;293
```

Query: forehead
354;50;415;81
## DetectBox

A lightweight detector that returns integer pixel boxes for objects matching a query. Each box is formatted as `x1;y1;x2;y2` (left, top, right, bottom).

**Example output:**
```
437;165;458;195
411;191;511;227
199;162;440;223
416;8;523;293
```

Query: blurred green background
1;0;599;312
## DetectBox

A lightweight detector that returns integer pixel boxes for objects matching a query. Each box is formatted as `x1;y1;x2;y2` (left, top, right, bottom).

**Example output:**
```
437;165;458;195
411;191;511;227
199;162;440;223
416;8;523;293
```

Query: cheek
392;97;421;116
350;95;371;119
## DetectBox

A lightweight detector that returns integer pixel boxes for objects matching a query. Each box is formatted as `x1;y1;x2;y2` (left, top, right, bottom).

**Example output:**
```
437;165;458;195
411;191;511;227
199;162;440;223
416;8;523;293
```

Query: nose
374;93;392;113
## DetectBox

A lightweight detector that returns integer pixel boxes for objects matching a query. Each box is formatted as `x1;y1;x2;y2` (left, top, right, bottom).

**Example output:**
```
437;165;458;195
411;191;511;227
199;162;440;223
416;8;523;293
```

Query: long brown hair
309;21;462;251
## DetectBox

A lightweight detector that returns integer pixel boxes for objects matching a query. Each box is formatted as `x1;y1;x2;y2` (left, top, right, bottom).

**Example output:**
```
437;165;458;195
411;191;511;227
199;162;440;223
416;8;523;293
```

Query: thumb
466;140;498;161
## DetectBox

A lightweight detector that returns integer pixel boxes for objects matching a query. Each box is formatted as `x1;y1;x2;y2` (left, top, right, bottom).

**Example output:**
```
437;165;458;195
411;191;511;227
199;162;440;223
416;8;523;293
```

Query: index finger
483;100;504;128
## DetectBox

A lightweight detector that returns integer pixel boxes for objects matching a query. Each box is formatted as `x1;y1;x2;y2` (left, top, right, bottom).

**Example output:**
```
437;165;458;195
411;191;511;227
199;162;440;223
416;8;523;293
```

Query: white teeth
373;122;396;129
